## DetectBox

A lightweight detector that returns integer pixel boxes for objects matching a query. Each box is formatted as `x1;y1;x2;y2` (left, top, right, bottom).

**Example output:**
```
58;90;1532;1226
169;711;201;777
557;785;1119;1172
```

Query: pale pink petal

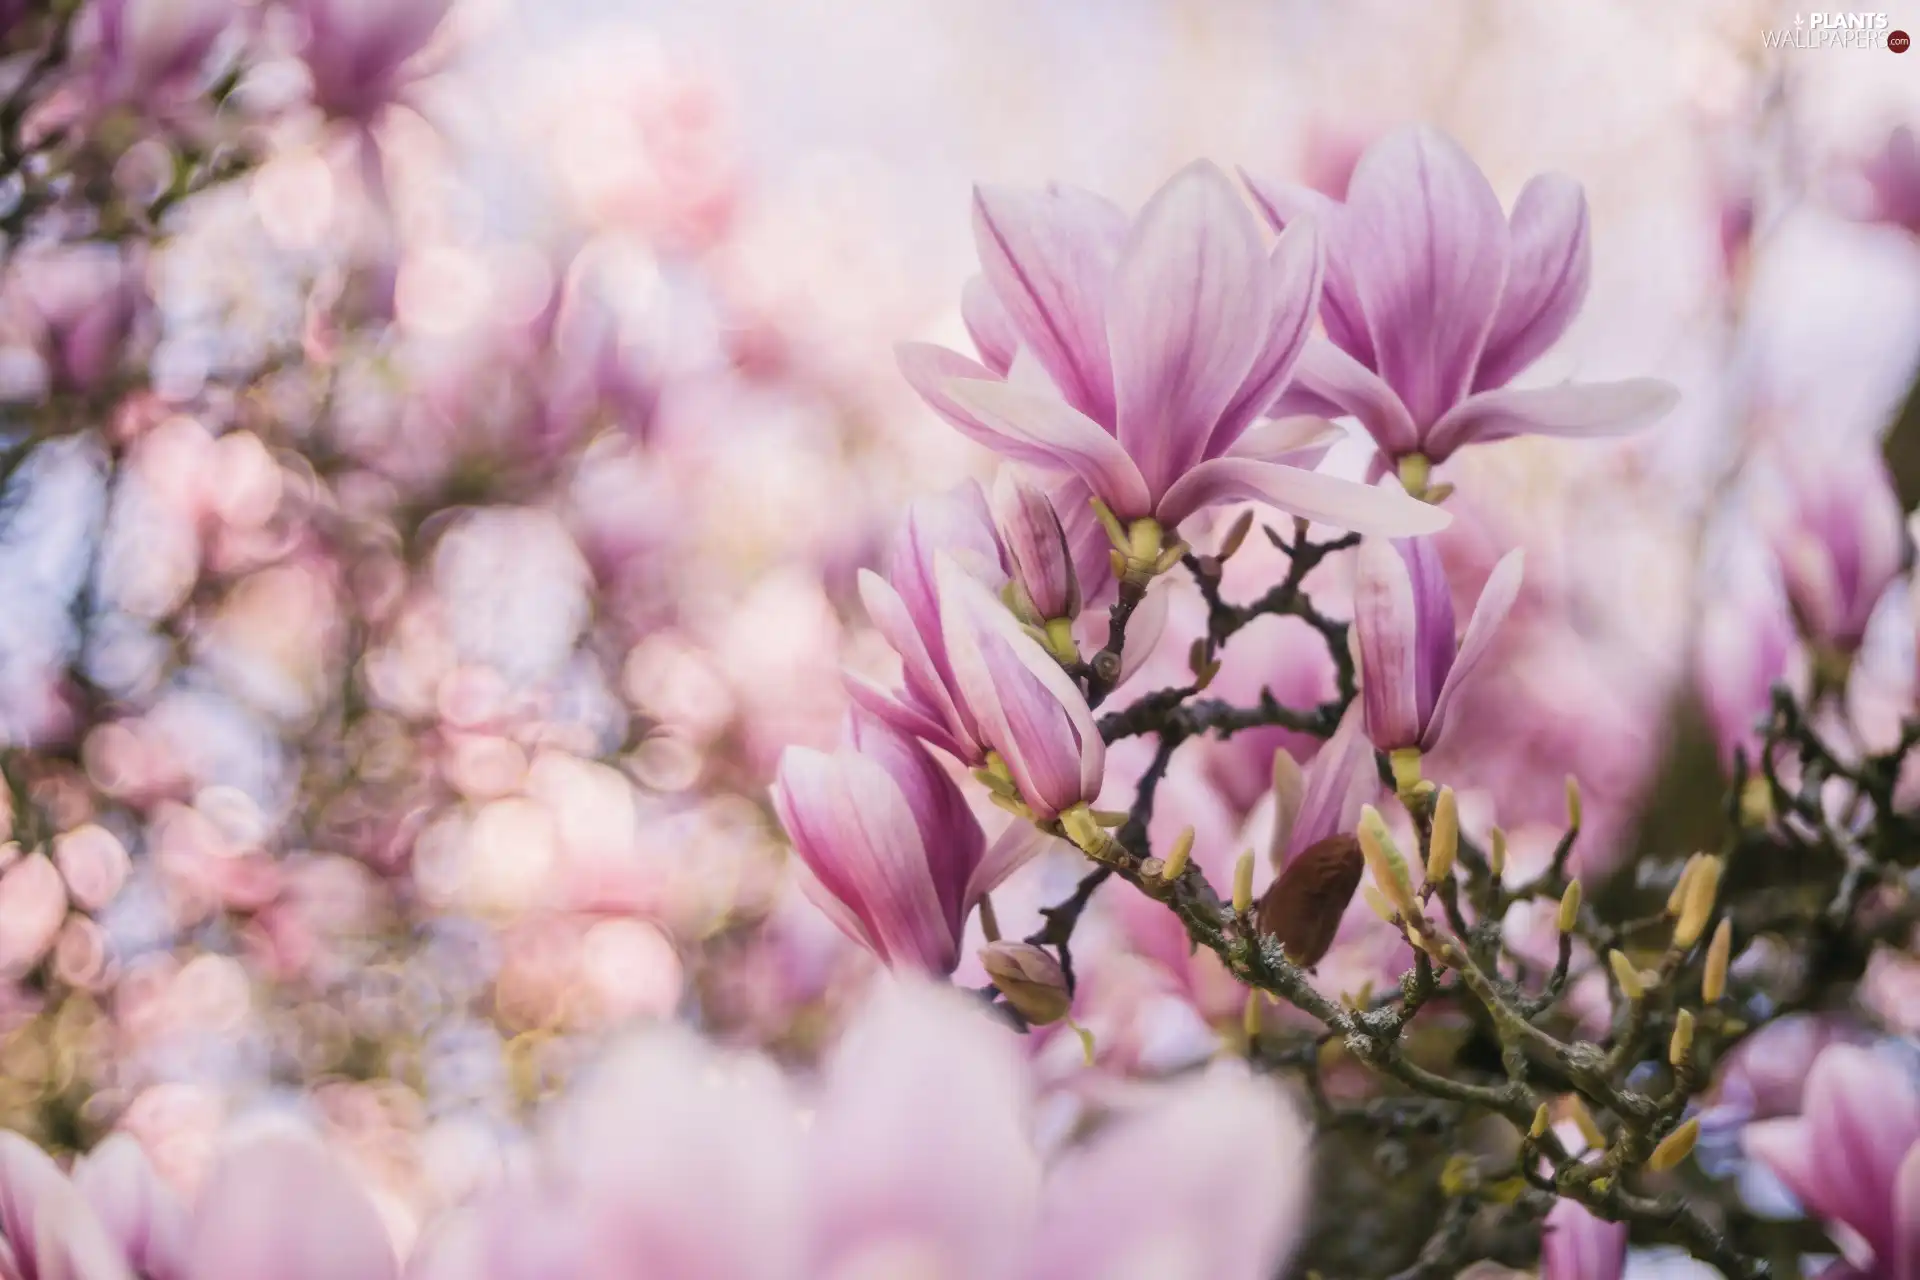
896;342;1006;438
961;275;1020;375
186;1134;396;1280
1803;1045;1920;1260
1892;1141;1920;1280
1154;457;1450;536
972;183;1128;424
1475;174;1591;391
1107;160;1271;495
72;1136;188;1280
938;558;1102;820
1745;1118;1828;1227
1210;220;1327;456
856;570;980;764
844;711;985;938
0;1133;133;1280
1223;415;1344;466
786;854;880;958
1275;340;1421;459
963;821;1061;906
843;672;969;764
1424;379;1679;462
1028;1066;1309;1279
1287;700;1375;856
941;378;1153;520
1353;537;1422;752
810;980;1040;1278
1240;170;1372;365
1422;548;1525;751
772;746;959;974
1342;126;1510;428
1540;1197;1627;1280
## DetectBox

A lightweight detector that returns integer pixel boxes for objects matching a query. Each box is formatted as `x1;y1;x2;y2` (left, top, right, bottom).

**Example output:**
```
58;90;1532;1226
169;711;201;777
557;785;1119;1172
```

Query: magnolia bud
1669;1009;1696;1067
1703;918;1733;1003
1648;1117;1700;1172
1564;774;1583;829
1666;853;1704;917
1556;880;1583;933
993;470;1080;623
980;942;1071;1025
1673;855;1723;951
1426;787;1458;887
1162;827;1194;882
1358;806;1419;920
1488;826;1508;880
1528;1104;1550;1139
1232;849;1255;916
1608;950;1646;1001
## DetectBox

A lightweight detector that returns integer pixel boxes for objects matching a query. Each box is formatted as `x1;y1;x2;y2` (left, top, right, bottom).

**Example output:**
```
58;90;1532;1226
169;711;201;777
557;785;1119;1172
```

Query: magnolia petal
844;711;986;935
1278;339;1422;459
1353;537;1423;752
1108;160;1272;496
1224;415;1345;467
897;342;1003;436
1539;1197;1628;1280
961;274;1020;375
1155;457;1450;536
963;821;1062;910
942;378;1154;519
1241;169;1373;366
972;182;1127;424
1342;126;1509;429
1803;1046;1920;1260
1892;1141;1920;1280
856;570;978;762
186;1134;397;1280
1475;174;1591;392
843;673;969;765
772;747;958;974
1210;220;1328;457
1424;378;1680;462
937;556;1103;820
1289;700;1376;858
1744;1119;1829;1230
1423;548;1525;752
73;1135;189;1280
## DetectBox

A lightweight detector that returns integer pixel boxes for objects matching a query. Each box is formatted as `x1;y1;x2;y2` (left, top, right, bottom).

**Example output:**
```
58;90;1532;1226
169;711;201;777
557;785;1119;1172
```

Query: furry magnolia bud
1257;834;1364;970
980;942;1071;1025
1426;787;1458;886
1648;1118;1700;1173
1703;918;1733;1003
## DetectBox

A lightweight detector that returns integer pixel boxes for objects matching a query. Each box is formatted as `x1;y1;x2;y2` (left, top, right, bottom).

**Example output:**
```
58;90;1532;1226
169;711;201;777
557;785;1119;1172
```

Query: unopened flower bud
1488;826;1508;879
1703;918;1733;1003
1648;1117;1700;1173
1426;787;1458;887
1608;950;1646;1001
1218;509;1255;560
1258;835;1364;968
1666;853;1702;916
1673;855;1722;950
1358;806;1419;920
1528;1104;1550;1139
993;470;1080;623
1564;774;1583;829
980;942;1071;1025
1669;1009;1695;1068
1362;885;1397;923
1232;848;1255;916
1556;880;1583;934
1162;827;1194;882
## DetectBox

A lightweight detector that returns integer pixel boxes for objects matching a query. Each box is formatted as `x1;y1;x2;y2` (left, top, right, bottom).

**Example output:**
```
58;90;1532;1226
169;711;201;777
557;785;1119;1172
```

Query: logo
1763;12;1899;47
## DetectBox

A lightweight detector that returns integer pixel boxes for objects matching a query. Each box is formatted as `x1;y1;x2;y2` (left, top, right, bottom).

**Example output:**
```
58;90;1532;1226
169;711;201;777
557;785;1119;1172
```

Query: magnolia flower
12;244;145;395
1252;127;1677;480
1539;1197;1627;1280
1697;575;1795;770
293;0;454;121
411;979;1312;1280
0;1128;396;1280
1352;537;1524;755
71;0;234;114
772;710;1034;975
992;469;1080;632
898;161;1448;538
1743;1043;1920;1279
1756;441;1907;658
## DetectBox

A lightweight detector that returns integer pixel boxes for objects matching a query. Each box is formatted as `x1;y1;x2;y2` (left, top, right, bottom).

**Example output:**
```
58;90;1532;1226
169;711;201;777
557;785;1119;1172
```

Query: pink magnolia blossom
0;1128;396;1280
70;0;234;115
293;0;454;122
993;469;1080;627
12;244;145;395
1352;536;1525;754
898;161;1447;537
1540;1197;1628;1280
1697;575;1796;770
1743;1043;1920;1279
1756;441;1907;657
1253;126;1677;473
772;709;1034;975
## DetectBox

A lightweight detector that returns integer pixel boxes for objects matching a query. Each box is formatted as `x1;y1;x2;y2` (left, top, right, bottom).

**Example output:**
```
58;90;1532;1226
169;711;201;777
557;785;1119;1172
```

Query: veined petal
1475;174;1591;391
897;342;1003;436
1401;536;1458;724
843;673;970;764
972;182;1127;425
1224;415;1344;467
1288;700;1375;857
1342;126;1509;428
963;821;1063;907
961;275;1020;375
942;378;1154;519
1803;1046;1920;1261
1155;457;1450;536
845;710;985;936
1424;378;1679;462
1210;219;1327;456
772;746;959;973
1422;548;1525;751
186;1134;397;1280
1241;170;1373;366
1280;340;1422;459
73;1135;189;1280
1108;160;1272;496
1353;537;1422;752
857;570;979;762
938;557;1102;820
888;483;1007;640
